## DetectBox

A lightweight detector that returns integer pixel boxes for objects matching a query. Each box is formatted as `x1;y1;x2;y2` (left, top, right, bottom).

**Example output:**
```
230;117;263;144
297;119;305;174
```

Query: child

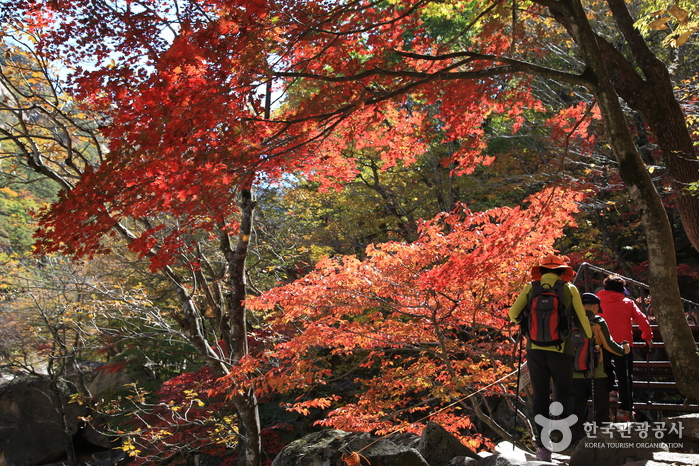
571;292;629;444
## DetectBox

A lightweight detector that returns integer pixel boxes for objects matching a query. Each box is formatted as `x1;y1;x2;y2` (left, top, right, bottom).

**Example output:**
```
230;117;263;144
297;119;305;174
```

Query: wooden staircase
573;263;699;417
628;323;699;414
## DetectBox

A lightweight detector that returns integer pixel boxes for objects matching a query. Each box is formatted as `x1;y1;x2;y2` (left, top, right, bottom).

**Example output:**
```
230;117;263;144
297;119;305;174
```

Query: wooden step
603;400;699;412
632;381;678;390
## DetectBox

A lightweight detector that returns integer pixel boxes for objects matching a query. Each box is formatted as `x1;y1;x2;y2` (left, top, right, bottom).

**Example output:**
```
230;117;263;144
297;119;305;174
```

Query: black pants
527;349;574;447
603;350;634;411
571;377;609;443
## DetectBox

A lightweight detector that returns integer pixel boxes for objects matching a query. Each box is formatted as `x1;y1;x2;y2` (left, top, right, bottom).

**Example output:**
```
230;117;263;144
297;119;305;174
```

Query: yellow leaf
648;16;670;30
674;30;693;47
668;5;689;24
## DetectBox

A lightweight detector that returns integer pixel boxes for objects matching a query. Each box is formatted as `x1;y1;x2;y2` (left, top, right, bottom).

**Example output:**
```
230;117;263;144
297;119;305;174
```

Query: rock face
417;422;481;465
272;423;484;466
568;422;666;466
664;413;699;442
0;375;88;466
271;424;699;466
271;429;430;466
87;362;156;401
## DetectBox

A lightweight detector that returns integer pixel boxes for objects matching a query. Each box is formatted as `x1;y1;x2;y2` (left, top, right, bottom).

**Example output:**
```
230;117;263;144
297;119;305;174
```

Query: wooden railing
573;263;699;417
628;324;699;414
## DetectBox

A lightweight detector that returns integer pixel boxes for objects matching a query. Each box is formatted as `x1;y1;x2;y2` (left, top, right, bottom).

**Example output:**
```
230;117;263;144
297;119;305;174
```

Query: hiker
509;255;592;461
596;275;654;422
571;292;630;444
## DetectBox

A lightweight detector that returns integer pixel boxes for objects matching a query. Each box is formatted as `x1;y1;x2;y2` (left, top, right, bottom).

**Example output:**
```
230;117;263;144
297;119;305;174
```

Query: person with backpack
597;275;654;422
571;293;630;444
509;255;592;461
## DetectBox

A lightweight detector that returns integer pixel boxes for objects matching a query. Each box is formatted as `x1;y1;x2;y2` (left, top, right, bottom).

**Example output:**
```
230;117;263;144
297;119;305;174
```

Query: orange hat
531;254;575;282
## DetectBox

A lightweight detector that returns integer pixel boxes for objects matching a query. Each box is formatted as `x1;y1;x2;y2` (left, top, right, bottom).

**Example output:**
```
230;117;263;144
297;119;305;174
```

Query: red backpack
572;317;601;373
520;280;571;347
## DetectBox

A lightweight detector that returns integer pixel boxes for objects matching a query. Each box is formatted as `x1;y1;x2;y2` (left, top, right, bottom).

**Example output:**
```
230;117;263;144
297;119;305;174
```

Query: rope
340;367;520;465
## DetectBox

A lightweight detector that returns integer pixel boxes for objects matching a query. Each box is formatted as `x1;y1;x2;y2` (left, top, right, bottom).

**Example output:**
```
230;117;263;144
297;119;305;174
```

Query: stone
271;429;429;466
446;456;478;465
568;422;666;466
490;441;531;464
622;451;699;465
663;413;699;442
470;455;526;465
0;375;88;466
87;362;156;400
417;421;480;466
90;449;130;466
385;431;421;448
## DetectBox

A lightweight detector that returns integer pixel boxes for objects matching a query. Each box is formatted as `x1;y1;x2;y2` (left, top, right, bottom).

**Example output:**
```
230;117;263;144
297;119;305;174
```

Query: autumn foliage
6;0;699;462
16;0;570;273
218;186;584;446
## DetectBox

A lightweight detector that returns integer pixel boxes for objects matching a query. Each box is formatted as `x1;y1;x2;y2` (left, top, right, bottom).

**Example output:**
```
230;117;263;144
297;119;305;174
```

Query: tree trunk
223;187;262;466
552;0;699;401
50;379;78;466
598;0;699;252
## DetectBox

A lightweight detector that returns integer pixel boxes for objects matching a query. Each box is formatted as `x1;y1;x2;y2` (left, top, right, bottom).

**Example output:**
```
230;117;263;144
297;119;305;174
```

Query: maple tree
237;186;582;446
2;0;699;462
1;28;266;464
0;258;136;464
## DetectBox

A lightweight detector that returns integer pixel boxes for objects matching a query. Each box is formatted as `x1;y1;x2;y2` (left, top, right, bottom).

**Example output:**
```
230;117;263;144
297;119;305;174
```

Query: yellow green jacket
509;273;592;354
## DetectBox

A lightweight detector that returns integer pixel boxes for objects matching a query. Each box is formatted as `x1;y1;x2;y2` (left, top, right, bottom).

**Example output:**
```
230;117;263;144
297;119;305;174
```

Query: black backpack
520;280;571;347
572;317;599;373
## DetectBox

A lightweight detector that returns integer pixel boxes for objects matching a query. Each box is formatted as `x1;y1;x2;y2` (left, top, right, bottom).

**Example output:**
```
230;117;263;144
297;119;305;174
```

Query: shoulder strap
592;320;619;354
527;281;542;303
591;323;604;342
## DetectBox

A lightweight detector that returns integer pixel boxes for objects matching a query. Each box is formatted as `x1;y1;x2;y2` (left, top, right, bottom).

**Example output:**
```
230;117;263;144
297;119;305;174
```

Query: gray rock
271;429;349;466
662;413;699;442
271;429;429;466
621;451;699;465
417;421;480;465
471;453;556;465
87;362;156;400
447;455;479;465
90;449;129;466
569;422;666;466
0;375;88;466
473;457;513;465
386;431;421;448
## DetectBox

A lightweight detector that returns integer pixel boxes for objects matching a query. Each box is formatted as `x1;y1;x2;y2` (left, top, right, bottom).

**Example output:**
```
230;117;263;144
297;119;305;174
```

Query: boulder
89;449;130;466
417;421;480;465
470;456;527;465
385;431;421;448
663;413;699;442
622;451;699;465
0;375;89;466
446;456;479;465
271;429;429;466
87;362;156;401
568;422;666;466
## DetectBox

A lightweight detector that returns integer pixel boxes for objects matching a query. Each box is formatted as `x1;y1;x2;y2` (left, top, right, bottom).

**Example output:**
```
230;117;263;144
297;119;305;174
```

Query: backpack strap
557;280;579;326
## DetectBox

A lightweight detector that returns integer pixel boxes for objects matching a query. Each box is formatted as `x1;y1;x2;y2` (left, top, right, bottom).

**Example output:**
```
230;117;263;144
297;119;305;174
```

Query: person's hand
646;339;654;349
622;342;631;354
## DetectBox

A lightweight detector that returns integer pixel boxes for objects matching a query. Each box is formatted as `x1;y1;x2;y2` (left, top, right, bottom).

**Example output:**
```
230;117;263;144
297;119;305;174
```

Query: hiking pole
513;329;524;451
589;336;596;428
646;340;651;410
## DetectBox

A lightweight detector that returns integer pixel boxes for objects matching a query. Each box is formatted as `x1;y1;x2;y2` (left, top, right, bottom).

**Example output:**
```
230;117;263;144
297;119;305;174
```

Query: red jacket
597;289;653;343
